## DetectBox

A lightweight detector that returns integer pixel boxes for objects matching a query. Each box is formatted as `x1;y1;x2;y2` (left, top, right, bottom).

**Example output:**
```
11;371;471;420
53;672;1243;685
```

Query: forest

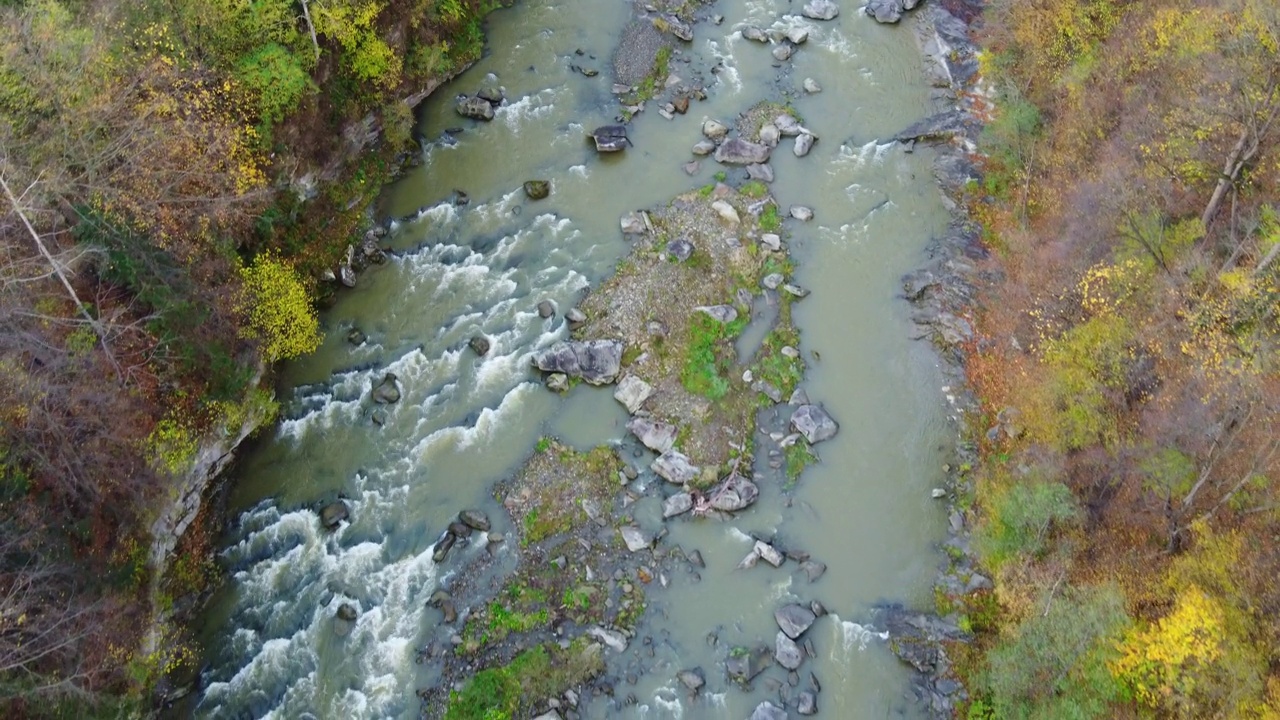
955;0;1280;717
2;0;1279;717
0;0;495;714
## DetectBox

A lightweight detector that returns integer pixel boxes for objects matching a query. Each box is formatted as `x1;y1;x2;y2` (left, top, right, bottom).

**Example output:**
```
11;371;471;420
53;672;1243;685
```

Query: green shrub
680;312;746;400
236;253;322;362
975;479;1080;568
235;43;315;142
983;584;1130;720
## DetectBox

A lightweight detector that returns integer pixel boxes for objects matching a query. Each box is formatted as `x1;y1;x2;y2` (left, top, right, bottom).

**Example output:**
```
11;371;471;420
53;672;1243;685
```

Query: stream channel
193;1;954;717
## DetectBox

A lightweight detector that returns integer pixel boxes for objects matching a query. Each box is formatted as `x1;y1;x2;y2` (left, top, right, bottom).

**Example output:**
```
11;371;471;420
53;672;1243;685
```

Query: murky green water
193;1;953;717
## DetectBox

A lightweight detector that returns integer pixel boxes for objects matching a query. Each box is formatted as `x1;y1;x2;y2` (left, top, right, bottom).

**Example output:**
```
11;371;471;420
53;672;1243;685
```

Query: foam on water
818;28;861;62
706;38;742;94
834;615;890;655
496;88;559;132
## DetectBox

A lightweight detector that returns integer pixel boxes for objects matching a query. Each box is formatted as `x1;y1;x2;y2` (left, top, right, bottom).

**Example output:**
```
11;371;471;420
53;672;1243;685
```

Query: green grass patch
759;204;781;232
753;325;803;400
714;170;727;182
741;180;769;199
681;312;748;400
445;639;605;720
632;45;673;103
784;441;817;486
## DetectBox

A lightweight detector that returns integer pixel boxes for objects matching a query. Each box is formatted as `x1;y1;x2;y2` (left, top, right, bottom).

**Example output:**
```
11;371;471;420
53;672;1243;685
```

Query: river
192;1;953;717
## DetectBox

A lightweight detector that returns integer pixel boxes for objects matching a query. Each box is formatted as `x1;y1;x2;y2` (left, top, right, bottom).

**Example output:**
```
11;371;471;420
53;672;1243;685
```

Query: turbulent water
193;1;954;718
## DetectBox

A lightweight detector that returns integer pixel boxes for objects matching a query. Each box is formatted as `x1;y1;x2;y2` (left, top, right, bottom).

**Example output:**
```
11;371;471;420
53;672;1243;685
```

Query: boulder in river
802;0;840;20
621;212;646;234
347;328;366;345
707;474;759;512
678;667;705;691
335;603;357;622
742;26;769;43
566;307;587;323
590;125;629;152
320;501;349;530
759;123;780;147
691;139;717;156
523;180;550;200
775;631;804;670
794;132;816;157
803;77;822;94
798;691;818;715
371;373;401;404
627;417;679;453
752;699;789;720
614;375;653;413
459;509;491;532
866;0;918;23
772;43;795;62
532;339;624;385
664;492;694;518
702;119;729;141
747;163;775;183
775;113;805;136
537;299;556;318
469;335;491;357
776;604;818;639
545;373;570;393
790;205;815;221
788;27;811;44
714;138;772;165
653;450;700;485
660;14;694;41
456;95;495;121
791;404;839;443
726;645;773;684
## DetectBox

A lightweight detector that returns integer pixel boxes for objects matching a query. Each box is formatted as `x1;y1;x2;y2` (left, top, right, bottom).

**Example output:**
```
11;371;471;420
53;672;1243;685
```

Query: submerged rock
678;667;705;691
751;699;789;720
320;501;349;530
726;645;773;684
523;180;550;200
746;163;775;183
371;373;401;404
532;340;624;385
546;373;570;393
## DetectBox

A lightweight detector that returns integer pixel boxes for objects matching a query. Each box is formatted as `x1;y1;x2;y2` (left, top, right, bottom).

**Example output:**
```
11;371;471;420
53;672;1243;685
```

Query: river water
193;1;953;718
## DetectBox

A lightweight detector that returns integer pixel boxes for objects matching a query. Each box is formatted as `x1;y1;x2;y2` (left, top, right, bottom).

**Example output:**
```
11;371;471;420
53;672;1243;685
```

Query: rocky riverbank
871;0;995;717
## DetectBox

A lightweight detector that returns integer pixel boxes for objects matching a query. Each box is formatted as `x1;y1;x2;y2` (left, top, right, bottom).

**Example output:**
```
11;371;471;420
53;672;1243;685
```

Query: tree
984;584;1130;720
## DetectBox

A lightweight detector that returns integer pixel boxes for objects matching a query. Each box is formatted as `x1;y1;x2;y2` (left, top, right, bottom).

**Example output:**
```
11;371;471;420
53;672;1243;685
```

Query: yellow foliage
1111;586;1227;709
236;254;322;362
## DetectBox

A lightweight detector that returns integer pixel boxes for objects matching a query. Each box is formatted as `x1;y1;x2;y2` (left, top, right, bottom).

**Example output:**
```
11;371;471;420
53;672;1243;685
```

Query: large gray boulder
627;417;678;453
714;138;772;165
775;631;804;670
532;340;623;385
456;96;495;121
775;604;818;639
866;0;921;23
790;404;839;443
653;450;699;484
708;475;759;512
614;375;653;413
802;0;839;19
752;700;790;720
591;125;629;152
